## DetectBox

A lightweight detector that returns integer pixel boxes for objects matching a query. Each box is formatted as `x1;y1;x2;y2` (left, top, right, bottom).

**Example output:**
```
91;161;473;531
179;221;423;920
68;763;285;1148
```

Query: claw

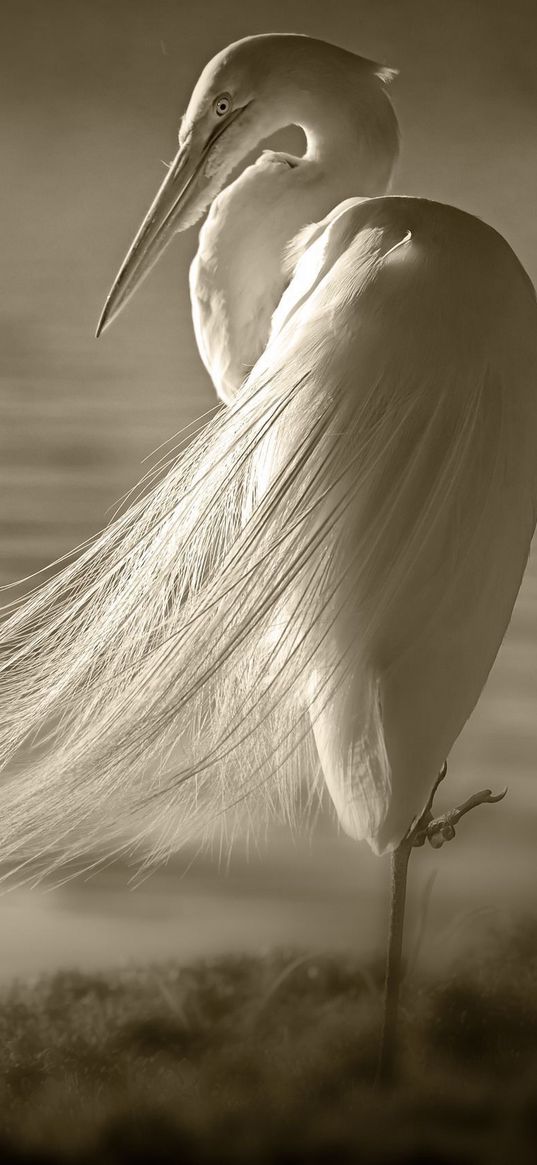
406;762;508;851
482;787;508;805
421;786;508;849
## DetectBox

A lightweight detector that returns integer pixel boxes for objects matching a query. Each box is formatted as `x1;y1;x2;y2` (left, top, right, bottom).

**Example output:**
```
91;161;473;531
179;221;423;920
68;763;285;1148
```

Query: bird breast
189;154;352;404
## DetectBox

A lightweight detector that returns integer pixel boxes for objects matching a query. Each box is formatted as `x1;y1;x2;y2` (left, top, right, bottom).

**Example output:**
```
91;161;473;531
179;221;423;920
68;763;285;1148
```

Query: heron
2;33;537;1084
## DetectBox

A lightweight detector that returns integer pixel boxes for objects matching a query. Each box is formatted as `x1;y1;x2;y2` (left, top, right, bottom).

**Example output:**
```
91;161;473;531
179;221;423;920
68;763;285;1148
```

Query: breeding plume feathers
1;197;537;882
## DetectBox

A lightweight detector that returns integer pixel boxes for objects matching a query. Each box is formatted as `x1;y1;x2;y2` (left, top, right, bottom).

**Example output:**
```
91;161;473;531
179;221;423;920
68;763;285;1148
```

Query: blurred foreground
1;918;537;1163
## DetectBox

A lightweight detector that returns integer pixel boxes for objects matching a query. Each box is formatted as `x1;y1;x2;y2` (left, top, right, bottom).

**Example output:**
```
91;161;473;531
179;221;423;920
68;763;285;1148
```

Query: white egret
2;34;537;1083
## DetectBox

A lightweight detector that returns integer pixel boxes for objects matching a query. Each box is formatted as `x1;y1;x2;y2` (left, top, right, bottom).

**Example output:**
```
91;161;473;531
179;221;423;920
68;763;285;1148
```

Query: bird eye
214;94;232;117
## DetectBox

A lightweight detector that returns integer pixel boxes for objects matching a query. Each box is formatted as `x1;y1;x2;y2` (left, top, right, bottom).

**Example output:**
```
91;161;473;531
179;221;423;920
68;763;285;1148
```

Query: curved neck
299;84;399;197
190;68;399;402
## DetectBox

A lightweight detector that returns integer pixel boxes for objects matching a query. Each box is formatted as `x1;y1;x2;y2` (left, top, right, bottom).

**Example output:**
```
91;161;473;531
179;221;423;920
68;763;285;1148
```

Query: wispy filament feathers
1;201;536;881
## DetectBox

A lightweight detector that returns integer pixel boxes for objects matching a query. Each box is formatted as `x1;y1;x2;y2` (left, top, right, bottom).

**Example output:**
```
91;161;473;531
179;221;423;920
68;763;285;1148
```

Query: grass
1;919;537;1162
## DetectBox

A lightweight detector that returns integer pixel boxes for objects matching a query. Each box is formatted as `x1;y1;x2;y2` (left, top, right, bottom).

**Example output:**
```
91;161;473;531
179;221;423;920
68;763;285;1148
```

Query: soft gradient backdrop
1;0;536;980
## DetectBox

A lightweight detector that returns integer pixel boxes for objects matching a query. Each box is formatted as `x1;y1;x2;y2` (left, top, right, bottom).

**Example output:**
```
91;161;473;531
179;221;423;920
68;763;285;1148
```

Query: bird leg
376;763;507;1088
375;835;413;1088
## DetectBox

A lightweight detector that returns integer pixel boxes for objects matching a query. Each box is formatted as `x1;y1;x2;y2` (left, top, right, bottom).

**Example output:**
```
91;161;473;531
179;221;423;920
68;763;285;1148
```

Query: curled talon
448;786;508;825
485;787;508;804
419;786;508;850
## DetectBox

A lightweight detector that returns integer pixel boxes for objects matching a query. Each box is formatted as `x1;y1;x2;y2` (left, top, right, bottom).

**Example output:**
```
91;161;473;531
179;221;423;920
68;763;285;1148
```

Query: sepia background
1;0;536;982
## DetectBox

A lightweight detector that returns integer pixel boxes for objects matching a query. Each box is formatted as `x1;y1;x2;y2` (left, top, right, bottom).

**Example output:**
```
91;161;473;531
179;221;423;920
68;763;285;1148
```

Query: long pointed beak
95;138;203;337
96;104;249;338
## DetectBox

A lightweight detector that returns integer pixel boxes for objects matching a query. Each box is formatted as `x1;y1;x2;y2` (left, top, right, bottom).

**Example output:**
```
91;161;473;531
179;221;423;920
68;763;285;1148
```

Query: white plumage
1;34;536;882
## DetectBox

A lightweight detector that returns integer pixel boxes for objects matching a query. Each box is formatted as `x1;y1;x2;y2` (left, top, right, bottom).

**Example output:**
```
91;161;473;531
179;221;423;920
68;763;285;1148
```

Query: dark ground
0;917;537;1163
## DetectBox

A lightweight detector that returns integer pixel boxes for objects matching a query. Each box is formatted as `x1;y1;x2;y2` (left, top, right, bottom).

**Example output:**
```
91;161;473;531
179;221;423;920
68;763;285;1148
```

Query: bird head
96;34;397;337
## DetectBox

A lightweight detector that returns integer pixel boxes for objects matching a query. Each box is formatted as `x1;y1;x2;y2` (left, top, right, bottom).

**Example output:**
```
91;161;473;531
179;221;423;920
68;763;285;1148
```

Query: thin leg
374;762;507;1090
376;840;412;1088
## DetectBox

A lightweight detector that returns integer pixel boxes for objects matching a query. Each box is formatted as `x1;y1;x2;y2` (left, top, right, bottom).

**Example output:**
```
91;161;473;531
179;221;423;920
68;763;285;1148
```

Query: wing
255;195;537;851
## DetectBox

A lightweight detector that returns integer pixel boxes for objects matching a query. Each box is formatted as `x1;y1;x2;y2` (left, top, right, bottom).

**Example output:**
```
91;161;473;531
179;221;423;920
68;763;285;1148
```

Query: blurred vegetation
0;920;537;1162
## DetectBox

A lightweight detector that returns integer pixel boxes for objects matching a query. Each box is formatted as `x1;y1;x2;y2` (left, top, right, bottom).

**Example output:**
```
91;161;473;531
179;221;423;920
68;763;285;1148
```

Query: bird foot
407;762;508;850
